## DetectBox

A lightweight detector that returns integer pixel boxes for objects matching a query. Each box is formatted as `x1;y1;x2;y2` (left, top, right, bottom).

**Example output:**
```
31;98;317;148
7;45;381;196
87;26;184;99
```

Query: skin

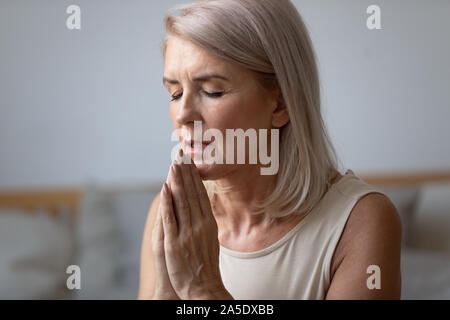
138;37;402;300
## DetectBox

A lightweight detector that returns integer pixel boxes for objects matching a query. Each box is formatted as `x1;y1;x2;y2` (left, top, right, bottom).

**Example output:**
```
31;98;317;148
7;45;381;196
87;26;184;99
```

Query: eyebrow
162;73;229;85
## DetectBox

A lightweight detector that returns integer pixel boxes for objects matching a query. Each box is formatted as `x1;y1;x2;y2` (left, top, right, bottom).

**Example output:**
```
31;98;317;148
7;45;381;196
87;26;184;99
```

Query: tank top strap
333;169;385;200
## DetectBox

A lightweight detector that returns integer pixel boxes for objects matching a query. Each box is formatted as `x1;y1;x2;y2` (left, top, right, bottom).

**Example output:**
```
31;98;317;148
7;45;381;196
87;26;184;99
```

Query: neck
210;166;343;237
211;165;280;235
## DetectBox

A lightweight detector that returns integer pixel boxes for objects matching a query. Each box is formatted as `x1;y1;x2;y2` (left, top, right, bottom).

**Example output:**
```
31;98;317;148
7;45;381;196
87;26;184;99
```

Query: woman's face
163;36;284;180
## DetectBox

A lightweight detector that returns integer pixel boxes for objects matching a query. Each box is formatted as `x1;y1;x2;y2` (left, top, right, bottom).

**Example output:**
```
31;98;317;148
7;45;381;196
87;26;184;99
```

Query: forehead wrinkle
164;38;232;84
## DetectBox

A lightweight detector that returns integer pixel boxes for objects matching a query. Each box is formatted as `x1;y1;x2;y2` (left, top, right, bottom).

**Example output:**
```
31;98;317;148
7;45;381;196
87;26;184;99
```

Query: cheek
212;98;270;131
168;92;270;132
169;107;183;145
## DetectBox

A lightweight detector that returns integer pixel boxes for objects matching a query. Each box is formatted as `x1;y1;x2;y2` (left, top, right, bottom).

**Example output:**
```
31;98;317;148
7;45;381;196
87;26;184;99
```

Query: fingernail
163;182;169;194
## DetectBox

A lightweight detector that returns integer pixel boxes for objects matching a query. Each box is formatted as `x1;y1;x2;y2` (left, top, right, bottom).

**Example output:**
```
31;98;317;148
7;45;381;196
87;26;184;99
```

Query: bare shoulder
327;192;402;299
342;192;402;245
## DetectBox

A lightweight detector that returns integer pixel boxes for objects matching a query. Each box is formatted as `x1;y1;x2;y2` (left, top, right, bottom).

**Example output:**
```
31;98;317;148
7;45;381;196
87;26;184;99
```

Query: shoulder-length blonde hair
162;0;340;218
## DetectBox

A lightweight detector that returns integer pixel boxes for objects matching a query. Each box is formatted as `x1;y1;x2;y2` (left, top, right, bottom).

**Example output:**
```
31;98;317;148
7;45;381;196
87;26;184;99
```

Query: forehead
163;37;244;81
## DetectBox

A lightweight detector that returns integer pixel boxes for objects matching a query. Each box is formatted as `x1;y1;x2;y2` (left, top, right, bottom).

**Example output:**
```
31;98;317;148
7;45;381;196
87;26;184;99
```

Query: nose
175;91;201;126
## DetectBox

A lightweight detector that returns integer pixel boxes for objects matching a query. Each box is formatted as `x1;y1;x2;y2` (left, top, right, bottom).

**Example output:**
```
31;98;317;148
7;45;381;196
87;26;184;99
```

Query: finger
178;149;203;223
152;206;178;297
161;182;178;238
167;164;182;227
176;145;192;165
151;204;164;254
190;163;214;218
152;206;170;282
170;163;191;231
166;159;176;189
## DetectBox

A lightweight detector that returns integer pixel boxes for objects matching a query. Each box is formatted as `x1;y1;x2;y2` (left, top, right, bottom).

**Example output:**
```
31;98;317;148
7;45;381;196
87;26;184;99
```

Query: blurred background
0;0;449;299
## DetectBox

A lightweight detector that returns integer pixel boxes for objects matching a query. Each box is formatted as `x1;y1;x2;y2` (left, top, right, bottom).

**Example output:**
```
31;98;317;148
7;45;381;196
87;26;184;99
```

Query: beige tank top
219;169;383;300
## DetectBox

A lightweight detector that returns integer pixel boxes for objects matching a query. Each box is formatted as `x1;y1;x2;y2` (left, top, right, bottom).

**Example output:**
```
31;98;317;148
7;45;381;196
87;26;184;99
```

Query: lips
184;139;212;153
190;140;209;146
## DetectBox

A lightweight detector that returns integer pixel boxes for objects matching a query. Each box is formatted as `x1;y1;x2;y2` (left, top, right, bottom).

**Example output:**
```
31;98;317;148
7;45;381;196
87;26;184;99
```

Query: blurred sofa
0;184;159;300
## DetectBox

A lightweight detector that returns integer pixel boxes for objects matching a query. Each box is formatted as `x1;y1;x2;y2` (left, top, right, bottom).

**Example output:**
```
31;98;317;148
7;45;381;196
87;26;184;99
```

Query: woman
138;0;402;300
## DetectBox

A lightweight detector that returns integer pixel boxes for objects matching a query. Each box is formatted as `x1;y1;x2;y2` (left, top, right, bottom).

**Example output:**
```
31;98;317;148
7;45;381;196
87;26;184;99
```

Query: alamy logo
366;265;381;290
66;265;81;290
367;5;382;30
171;121;280;175
66;5;81;30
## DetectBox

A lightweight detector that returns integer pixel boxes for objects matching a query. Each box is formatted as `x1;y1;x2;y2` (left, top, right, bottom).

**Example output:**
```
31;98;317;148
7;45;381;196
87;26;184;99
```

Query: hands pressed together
151;149;232;300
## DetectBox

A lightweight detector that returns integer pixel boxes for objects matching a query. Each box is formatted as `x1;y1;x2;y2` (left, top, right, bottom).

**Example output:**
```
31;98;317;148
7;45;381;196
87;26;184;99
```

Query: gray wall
1;0;449;189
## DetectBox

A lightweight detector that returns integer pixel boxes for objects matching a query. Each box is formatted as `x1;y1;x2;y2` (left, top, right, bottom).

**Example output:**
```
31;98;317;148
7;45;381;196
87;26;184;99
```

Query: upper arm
137;192;161;299
326;193;402;300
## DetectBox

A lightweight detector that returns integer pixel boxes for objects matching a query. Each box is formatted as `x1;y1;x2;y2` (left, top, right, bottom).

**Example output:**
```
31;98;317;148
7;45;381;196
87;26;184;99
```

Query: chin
193;161;229;181
193;161;217;180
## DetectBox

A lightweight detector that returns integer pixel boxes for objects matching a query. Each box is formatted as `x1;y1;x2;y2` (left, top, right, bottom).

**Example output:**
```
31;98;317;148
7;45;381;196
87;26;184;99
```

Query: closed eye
170;91;224;101
170;93;182;101
203;91;224;98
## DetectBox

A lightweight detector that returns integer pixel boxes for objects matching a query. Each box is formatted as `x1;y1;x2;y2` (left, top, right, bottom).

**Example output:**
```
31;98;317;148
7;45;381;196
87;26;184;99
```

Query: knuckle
192;224;203;236
163;212;175;224
189;203;201;215
168;268;184;280
176;234;192;247
192;229;202;240
151;241;164;256
187;189;199;198
164;241;176;253
176;198;190;211
181;229;193;241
